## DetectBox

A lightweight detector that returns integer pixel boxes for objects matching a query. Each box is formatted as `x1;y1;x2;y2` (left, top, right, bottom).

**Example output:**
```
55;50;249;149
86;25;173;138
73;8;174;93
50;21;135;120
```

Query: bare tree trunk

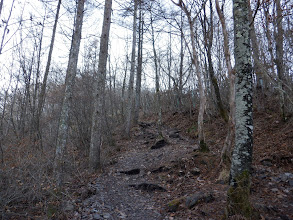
177;10;184;111
0;0;15;54
121;55;128;121
0;0;3;18
0;89;9;164
215;0;235;168
112;64;118;119
175;1;207;150
89;0;112;171
150;11;162;132
168;27;172;91
55;0;85;187
204;0;228;122
248;2;264;111
31;15;45;143
227;0;254;217
172;0;207;150
263;4;276;82
36;0;61;144
108;57;114;118
19;52;35;138
275;0;286;121
134;3;143;125
125;0;138;138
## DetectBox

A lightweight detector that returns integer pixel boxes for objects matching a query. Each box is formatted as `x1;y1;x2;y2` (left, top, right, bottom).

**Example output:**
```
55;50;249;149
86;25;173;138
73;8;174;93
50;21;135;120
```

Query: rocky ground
64;110;293;220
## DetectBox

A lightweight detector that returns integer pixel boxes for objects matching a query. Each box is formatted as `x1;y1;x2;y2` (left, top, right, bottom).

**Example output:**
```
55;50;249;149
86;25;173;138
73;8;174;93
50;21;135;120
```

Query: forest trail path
71;122;198;220
68;113;293;219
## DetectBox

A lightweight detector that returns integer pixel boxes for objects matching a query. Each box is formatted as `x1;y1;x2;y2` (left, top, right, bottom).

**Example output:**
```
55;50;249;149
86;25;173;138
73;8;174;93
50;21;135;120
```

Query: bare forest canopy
0;0;292;219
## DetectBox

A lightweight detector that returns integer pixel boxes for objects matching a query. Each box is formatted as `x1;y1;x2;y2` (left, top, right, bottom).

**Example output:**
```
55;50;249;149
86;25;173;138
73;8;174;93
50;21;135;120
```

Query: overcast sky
0;0;136;90
0;0;235;92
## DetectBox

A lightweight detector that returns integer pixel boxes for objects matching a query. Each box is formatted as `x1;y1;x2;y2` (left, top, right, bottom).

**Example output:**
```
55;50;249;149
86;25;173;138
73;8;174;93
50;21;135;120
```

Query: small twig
250;0;261;26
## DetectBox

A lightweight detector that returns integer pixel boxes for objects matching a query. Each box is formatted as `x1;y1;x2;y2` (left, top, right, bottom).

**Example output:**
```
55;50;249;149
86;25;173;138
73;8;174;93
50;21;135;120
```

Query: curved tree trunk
173;0;208;151
54;0;85;187
215;0;235;169
189;19;207;151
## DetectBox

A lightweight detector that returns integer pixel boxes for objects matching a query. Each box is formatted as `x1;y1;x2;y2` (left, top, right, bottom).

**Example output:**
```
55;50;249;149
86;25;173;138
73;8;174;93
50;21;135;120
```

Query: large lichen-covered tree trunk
227;0;254;218
89;0;112;171
54;0;85;187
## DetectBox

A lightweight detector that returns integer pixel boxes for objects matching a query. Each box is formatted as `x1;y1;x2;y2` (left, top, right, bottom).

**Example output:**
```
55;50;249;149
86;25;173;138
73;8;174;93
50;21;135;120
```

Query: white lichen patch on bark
229;0;253;186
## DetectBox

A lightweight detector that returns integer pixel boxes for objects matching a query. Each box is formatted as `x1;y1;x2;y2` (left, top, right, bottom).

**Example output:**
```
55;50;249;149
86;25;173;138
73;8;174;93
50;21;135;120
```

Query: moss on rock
167;198;184;212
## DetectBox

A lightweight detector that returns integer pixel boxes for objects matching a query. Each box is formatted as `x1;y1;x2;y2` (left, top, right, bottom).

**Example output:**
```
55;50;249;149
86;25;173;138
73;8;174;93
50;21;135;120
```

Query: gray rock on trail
279;172;293;182
102;213;111;219
92;213;102;220
185;192;215;209
190;167;201;176
63;201;75;212
119;168;140;175
151;138;168;149
260;158;273;167
166;192;215;212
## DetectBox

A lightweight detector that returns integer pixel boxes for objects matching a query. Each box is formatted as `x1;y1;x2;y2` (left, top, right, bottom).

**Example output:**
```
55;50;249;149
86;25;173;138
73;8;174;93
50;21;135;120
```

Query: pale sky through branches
0;0;134;90
0;0;236;92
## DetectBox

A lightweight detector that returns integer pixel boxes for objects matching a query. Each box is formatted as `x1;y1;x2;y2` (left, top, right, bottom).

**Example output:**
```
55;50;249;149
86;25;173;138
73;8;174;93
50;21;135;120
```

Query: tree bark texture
125;0;138;138
55;0;85;187
134;3;143;125
215;0;236;167
205;0;228;122
173;0;207;150
227;0;254;217
0;0;3;18
89;0;112;171
150;11;162;131
248;2;265;110
31;15;45;142
275;0;285;120
177;11;184;111
0;0;15;54
188;16;206;150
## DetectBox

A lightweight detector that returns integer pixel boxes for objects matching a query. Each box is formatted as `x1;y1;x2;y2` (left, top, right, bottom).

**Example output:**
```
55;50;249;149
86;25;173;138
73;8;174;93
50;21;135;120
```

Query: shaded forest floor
64;108;293;220
1;107;292;219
